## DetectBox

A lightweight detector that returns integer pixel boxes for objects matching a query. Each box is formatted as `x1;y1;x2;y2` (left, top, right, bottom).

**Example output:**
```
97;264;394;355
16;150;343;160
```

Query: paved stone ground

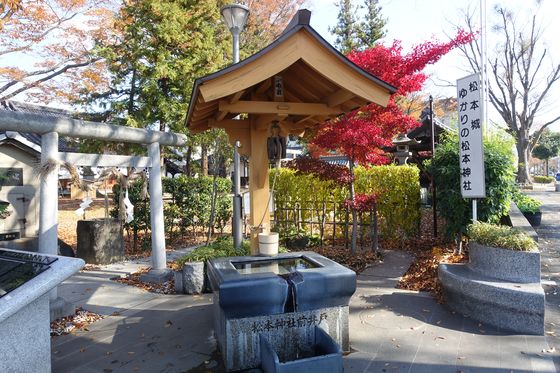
527;188;560;372
52;205;560;372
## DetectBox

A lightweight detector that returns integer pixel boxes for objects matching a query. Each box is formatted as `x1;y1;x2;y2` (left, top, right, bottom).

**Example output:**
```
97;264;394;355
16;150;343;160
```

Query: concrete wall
0;143;39;238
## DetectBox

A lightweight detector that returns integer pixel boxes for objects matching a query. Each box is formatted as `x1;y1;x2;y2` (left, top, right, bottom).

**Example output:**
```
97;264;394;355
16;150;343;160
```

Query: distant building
0;101;78;241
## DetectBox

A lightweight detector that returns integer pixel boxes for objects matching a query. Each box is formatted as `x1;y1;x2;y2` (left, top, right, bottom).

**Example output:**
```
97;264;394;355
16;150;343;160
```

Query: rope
251;165;280;233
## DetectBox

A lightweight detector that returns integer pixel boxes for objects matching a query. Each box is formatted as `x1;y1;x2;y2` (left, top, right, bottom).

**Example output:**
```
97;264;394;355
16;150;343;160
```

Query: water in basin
233;257;319;275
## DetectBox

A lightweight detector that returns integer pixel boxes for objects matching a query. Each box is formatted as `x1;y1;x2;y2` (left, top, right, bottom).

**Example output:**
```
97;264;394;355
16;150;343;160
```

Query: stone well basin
207;251;356;317
207;251;356;371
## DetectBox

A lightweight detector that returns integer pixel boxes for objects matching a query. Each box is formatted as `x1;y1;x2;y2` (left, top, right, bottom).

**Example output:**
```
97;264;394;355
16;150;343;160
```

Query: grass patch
467;222;537;252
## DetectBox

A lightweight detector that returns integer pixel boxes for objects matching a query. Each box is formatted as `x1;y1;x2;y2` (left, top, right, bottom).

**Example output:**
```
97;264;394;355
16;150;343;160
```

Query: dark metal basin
207;252;356;318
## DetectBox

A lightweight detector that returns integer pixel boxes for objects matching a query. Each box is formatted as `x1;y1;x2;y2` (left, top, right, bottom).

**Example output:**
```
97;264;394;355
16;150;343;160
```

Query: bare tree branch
455;5;560;183
1;58;99;101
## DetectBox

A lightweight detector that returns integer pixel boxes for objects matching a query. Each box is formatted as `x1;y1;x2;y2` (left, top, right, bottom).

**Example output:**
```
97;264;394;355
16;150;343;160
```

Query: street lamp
221;3;249;249
221;3;250;64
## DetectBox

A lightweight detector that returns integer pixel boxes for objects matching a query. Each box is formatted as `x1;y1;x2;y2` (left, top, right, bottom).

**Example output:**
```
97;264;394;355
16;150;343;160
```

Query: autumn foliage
311;30;475;165
284;157;353;185
0;0;115;102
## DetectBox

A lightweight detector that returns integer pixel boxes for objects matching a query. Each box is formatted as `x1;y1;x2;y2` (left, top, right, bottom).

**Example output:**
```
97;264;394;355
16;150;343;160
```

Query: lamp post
221;3;249;249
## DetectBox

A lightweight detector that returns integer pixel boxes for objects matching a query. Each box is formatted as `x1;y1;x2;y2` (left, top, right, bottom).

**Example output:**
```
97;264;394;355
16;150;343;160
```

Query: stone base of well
0;294;51;373
216;304;349;372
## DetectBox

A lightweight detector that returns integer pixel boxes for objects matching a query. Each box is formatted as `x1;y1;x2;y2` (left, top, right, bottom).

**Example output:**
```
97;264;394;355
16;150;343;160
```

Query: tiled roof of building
0;100;78;152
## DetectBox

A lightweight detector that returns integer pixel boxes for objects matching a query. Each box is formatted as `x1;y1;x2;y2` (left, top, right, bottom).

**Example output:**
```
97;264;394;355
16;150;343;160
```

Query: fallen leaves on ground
81;264;101;271
306;245;381;273
112;267;176;294
57;198;212;259
50;307;105;336
396;245;467;303
58;199;108;251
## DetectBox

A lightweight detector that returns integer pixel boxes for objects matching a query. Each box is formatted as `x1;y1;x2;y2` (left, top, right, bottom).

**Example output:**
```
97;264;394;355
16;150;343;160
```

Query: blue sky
307;0;560;130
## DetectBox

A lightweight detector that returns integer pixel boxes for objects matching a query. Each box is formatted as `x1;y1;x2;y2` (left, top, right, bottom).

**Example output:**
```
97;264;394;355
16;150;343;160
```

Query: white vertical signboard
457;73;486;198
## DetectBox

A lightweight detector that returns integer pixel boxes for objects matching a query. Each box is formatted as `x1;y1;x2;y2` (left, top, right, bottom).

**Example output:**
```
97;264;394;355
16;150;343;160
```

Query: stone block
0;294;51;373
182;261;205;294
468;242;541;283
222;306;348;371
508;202;538;242
76;219;124;265
49;296;75;322
260;326;343;373
439;264;545;335
0;250;84;373
173;270;184;293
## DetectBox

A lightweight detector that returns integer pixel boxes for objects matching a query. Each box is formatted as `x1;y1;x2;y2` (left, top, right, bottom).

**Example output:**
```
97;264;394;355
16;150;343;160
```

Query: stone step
438;263;545;335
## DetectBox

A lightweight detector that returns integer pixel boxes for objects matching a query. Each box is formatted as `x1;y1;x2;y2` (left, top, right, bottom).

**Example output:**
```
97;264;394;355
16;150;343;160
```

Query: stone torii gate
185;9;396;253
0;109;186;318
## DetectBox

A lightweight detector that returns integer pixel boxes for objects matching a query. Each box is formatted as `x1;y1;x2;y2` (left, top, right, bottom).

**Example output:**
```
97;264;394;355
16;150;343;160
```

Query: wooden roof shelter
185;9;396;252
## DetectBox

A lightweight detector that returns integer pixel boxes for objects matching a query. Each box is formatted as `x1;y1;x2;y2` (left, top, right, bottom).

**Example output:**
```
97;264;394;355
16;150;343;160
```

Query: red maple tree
311;30;475;165
303;31;474;254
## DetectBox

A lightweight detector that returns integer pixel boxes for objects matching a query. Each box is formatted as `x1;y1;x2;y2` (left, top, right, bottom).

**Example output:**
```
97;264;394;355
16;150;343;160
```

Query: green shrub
467;222;538;251
533;175;554;184
512;192;541;214
354;165;420;238
162;175;232;235
271;165;421;240
174;236;249;268
173;236;288;269
270;168;347;241
430;132;516;238
113;176;233;244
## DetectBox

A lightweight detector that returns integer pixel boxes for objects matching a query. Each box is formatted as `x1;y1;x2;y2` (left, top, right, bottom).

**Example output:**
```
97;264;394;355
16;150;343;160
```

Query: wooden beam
295;115;315;125
229;90;245;104
298;32;391;106
324;89;355;107
250;92;268;101
224;128;252;156
59;152;152;168
256;78;272;94
199;34;301;102
189;125;209;134
282;74;322;101
208;119;250;130
255;114;280;129
215;110;228;121
219;100;342;116
191;103;217;118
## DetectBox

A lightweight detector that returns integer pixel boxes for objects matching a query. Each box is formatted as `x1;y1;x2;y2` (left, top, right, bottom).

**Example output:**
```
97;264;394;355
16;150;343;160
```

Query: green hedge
270;165;420;239
354;165;420;237
467;222;537;251
533;175;554;184
113;175;232;237
162;176;232;235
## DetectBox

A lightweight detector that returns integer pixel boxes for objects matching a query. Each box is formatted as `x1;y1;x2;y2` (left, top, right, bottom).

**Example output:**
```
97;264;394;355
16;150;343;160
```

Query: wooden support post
249;120;271;254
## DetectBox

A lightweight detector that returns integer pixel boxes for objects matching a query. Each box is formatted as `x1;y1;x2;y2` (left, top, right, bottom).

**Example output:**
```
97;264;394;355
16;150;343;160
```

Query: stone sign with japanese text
223;306;348;371
457;73;486;198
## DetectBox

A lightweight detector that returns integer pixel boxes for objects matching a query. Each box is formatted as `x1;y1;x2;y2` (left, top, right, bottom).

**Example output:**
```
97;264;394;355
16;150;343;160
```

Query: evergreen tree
356;0;386;49
532;130;560;176
329;0;359;54
85;0;228;134
80;0;232;175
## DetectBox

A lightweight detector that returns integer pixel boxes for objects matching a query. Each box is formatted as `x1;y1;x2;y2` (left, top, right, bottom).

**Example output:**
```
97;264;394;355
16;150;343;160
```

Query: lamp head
220;3;250;35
